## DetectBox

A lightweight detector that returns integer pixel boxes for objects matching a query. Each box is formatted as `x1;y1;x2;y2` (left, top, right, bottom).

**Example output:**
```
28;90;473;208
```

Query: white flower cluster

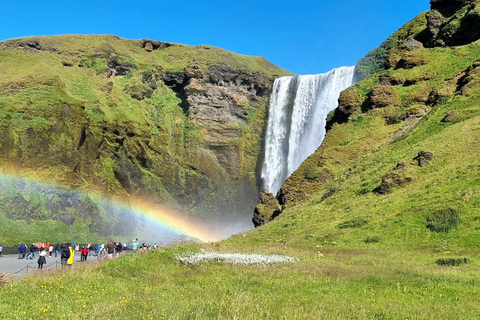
175;251;298;266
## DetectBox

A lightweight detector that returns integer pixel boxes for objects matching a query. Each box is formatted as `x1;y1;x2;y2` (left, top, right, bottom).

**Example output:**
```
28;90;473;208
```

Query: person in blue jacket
18;243;26;259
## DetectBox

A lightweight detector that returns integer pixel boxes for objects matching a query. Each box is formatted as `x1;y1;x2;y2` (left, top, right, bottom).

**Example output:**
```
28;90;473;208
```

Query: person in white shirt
38;248;47;269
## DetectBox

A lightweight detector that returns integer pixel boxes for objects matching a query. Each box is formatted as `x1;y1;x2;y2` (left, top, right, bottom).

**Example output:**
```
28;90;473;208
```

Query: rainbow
0;172;224;243
116;196;223;242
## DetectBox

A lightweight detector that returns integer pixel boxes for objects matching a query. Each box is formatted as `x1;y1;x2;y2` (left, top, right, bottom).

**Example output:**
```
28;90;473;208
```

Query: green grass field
1;244;479;319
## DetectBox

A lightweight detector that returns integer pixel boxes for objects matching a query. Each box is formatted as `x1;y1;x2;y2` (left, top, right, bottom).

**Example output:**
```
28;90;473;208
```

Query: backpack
62;247;71;259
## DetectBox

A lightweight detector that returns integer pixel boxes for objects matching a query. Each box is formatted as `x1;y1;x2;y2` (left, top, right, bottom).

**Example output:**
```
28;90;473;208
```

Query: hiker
106;240;115;259
0;244;3;258
38;248;47;269
18;243;26;259
55;243;59;257
48;244;53;257
60;243;70;267
67;244;75;267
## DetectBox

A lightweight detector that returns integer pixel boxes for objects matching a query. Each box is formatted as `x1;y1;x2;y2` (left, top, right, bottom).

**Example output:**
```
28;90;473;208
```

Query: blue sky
0;0;430;74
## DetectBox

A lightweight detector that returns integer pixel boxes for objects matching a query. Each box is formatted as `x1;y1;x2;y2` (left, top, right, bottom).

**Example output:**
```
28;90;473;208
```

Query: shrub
304;165;318;180
321;182;340;200
0;273;10;287
426;208;460;233
386;109;405;124
337;218;369;229
364;236;381;243
436;257;469;266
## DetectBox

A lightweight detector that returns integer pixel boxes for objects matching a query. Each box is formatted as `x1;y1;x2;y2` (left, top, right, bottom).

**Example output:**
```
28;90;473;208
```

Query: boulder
399;37;424;51
442;110;459;122
252;189;281;227
370;85;400;109
377;172;413;194
414;151;434;167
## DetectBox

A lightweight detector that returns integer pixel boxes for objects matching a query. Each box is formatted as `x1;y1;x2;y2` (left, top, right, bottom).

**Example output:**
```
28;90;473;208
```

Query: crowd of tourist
10;238;160;269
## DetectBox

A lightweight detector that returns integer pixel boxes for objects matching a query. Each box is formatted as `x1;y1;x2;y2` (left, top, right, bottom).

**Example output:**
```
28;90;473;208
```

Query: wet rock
253;189;281;227
327;87;362;129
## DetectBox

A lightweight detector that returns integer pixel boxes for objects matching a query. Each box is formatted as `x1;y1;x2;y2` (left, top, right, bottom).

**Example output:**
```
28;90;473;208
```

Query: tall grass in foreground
1;244;480;319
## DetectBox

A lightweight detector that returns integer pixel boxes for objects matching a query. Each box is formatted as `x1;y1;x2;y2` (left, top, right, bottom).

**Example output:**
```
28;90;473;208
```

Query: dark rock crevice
161;72;191;113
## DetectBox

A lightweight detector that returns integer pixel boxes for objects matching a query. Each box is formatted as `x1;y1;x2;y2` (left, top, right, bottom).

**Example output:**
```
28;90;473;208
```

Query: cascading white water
261;66;357;195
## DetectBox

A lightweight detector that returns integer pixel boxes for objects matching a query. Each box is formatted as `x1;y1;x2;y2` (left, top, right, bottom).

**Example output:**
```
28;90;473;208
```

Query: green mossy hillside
0;35;291;244
247;1;480;251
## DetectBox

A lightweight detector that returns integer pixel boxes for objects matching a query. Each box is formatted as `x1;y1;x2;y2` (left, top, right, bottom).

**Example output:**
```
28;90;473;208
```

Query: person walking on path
37;248;47;269
0;244;3;258
60;243;70;267
106;240;115;259
29;243;37;259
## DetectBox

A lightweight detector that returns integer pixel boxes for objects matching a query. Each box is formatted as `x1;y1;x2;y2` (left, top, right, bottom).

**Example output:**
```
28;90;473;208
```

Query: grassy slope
237;29;480;252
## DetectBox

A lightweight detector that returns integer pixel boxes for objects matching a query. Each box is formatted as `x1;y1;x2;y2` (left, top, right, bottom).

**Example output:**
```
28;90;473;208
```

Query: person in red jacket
80;246;90;261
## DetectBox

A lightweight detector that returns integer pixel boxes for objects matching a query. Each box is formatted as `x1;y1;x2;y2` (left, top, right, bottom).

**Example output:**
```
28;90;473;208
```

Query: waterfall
261;66;357;195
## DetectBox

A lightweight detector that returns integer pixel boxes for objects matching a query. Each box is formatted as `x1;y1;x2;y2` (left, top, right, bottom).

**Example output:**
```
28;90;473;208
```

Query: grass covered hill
251;0;480;250
0;35;290;244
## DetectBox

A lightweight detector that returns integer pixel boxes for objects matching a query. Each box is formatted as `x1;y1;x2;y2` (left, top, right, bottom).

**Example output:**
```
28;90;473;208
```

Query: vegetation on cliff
0;35;291;244
250;0;480;251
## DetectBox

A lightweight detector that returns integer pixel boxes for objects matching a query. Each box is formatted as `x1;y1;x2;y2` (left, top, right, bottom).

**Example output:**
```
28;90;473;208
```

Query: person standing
0;244;3;258
60;243;70;267
67;244;75;267
131;239;139;253
106;240;115;259
80;246;89;261
38;248;47;269
18;243;26;259
116;242;123;257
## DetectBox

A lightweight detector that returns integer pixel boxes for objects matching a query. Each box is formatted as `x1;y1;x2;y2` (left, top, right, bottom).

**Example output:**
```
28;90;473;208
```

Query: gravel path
0;253;98;278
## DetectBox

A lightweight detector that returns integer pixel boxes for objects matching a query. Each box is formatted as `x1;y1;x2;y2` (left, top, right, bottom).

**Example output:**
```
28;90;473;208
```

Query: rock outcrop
253;189;281;227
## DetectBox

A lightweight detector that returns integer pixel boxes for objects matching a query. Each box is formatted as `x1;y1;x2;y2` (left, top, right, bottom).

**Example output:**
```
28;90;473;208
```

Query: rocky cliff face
0;35;290;242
